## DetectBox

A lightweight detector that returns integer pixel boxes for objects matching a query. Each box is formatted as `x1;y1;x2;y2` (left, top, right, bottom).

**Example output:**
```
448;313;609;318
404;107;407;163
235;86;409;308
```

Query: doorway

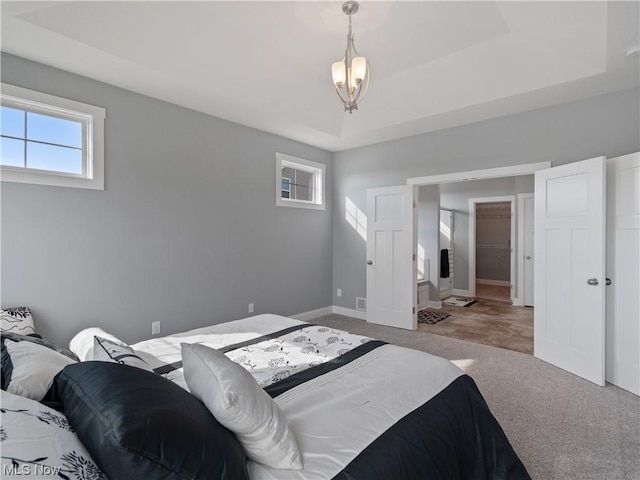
468;196;515;303
409;164;548;354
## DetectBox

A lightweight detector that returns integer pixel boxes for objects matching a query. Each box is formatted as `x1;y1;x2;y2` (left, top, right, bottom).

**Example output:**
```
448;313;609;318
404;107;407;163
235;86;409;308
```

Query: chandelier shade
331;1;370;113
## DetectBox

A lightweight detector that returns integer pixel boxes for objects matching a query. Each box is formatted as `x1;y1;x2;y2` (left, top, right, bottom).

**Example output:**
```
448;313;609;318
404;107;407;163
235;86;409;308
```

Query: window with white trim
276;153;325;210
0;83;105;190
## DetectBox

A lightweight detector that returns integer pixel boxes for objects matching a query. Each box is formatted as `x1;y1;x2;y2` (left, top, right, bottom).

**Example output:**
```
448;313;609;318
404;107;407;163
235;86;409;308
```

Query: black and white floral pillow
93;336;153;372
1;308;36;336
0;390;106;479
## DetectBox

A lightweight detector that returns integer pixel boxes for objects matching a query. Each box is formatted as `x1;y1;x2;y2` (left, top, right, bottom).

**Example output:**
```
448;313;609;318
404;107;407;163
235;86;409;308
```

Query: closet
475;203;511;287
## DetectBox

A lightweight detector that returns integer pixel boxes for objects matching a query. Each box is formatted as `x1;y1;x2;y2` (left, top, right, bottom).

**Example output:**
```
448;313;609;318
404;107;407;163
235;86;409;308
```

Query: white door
366;185;417;330
523;196;535;306
534;157;606;386
605;153;639;395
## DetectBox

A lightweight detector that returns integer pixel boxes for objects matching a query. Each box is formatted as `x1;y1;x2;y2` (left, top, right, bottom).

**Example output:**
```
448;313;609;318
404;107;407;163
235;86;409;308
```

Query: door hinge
412;307;416;314
413;253;416;261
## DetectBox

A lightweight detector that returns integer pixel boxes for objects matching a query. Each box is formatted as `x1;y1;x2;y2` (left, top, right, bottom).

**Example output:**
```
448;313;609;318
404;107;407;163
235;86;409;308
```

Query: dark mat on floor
418;310;450;325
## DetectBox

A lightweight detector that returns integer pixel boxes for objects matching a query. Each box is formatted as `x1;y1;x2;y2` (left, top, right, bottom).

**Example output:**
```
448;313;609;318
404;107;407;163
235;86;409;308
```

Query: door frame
407;161;550;301
468;196;516;300
407;162;551;186
517;192;535;306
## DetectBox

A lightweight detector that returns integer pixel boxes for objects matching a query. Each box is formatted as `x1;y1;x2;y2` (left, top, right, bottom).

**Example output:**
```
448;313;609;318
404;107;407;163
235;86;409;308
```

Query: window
0;83;105;190
281;177;291;199
275;153;325;210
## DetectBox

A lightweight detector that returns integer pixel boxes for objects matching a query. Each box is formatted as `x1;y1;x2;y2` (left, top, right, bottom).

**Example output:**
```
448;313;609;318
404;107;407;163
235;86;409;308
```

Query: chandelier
331;1;370;113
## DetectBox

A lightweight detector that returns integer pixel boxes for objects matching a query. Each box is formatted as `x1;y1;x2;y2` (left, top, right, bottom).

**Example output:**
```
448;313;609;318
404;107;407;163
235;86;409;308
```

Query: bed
1;311;530;480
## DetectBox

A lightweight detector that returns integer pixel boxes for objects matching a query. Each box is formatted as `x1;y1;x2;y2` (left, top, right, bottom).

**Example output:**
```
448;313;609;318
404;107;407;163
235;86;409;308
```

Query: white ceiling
1;1;639;152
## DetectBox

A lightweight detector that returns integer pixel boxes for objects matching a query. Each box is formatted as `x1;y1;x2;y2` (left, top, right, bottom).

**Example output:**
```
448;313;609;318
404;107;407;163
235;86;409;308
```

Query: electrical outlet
337;288;342;297
248;303;254;313
151;321;161;335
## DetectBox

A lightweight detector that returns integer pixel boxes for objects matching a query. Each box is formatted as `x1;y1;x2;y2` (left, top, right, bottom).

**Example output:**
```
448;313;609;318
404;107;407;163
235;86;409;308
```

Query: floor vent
356;297;367;311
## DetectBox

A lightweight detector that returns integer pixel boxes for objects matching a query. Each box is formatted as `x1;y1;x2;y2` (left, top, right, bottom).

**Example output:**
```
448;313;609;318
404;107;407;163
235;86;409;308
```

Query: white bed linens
131;314;375;390
249;344;463;480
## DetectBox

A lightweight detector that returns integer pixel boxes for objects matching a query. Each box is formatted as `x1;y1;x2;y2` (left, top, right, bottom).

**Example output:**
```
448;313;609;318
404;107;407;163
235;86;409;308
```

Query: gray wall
1;54;333;346
439;176;533;291
333;87;640;311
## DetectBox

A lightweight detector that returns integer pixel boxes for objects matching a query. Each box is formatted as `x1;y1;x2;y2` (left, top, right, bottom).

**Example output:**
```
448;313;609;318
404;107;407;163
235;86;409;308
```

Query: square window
275;153;325;210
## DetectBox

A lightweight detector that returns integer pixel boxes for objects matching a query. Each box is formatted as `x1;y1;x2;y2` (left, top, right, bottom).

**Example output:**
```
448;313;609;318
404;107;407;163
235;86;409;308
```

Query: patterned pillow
93;336;153;372
69;327;125;361
1;307;36;336
0;389;106;479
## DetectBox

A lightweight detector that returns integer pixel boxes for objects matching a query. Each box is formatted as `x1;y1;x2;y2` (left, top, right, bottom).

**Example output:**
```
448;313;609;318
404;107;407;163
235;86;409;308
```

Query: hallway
421;287;533;354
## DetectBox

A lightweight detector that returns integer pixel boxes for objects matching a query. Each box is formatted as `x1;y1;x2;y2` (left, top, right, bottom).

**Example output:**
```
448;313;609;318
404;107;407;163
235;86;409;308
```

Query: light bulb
332;61;346;88
352;56;367;83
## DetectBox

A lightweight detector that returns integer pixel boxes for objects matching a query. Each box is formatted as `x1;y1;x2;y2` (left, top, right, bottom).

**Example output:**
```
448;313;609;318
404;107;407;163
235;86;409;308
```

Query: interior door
605;153;639;395
366;185;417;330
534;157;606;386
523;196;535;306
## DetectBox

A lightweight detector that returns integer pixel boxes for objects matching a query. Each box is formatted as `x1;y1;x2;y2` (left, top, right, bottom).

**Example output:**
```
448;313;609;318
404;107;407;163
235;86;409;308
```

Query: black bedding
335;375;529;480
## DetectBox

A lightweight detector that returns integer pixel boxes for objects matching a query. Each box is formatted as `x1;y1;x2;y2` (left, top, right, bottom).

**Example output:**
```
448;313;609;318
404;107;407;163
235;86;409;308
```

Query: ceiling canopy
2;1;638;151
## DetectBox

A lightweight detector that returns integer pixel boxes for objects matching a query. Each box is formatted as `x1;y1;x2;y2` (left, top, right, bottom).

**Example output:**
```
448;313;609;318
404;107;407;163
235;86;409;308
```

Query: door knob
606;278;612;286
366;260;373;265
525;256;531;259
587;278;599;286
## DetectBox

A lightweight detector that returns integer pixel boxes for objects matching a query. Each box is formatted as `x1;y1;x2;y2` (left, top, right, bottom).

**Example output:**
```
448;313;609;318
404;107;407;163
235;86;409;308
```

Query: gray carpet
313;314;640;480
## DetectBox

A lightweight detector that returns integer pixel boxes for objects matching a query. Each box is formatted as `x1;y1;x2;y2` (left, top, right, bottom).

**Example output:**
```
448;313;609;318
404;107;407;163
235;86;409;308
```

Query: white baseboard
291;306;333;322
476;279;511;287
452;289;472;297
332;306;367;320
512;297;524;307
291;305;367;321
428;300;442;309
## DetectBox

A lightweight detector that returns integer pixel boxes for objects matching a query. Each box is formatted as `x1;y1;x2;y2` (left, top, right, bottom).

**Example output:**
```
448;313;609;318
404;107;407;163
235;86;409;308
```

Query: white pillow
0;390;106;479
4;340;75;400
69;327;125;361
93;336;153;372
182;342;302;470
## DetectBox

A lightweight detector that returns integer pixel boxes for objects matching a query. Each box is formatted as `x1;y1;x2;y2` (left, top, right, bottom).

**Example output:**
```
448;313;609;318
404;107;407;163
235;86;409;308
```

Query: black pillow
55;362;249;480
